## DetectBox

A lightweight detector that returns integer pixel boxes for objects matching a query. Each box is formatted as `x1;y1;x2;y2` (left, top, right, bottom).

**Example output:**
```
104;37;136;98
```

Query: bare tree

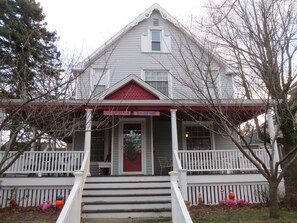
163;0;297;218
0;45;117;176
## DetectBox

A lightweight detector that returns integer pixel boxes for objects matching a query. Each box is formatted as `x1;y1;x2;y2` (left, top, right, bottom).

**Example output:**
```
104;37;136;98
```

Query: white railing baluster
177;149;272;173
1;151;84;175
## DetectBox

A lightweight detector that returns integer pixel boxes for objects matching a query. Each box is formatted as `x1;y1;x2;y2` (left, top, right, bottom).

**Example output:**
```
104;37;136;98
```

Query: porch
0;149;277;221
0;103;277;222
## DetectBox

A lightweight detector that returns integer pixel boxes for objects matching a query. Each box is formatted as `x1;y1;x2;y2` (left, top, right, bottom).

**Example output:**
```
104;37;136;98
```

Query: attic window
153;18;159;26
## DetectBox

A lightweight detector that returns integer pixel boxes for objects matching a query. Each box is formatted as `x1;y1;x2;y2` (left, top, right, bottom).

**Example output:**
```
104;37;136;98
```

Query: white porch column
267;109;280;171
84;109;92;175
171;109;178;171
31;127;37;151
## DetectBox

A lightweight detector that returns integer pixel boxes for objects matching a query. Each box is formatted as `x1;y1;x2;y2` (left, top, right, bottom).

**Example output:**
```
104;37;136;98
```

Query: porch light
185;132;189;138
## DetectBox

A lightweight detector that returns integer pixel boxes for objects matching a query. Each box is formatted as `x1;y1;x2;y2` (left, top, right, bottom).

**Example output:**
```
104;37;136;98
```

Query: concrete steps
82;176;171;219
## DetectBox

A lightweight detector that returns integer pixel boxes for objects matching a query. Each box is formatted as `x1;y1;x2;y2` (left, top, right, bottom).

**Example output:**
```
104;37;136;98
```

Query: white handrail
178;149;271;172
56;150;90;223
173;150;183;171
170;171;193;223
1;151;84;175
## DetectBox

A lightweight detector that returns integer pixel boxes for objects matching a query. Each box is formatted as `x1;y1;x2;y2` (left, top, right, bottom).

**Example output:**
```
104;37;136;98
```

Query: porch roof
1;98;269;110
1;98;269;123
0;98;270;143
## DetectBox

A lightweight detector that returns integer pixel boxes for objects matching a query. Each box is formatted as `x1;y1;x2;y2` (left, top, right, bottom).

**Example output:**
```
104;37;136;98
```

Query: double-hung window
141;29;171;53
143;70;169;96
204;70;220;99
91;68;108;96
151;31;161;51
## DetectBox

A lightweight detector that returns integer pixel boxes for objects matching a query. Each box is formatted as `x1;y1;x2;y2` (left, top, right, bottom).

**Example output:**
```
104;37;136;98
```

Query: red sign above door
103;111;131;116
103;111;160;116
133;111;160;116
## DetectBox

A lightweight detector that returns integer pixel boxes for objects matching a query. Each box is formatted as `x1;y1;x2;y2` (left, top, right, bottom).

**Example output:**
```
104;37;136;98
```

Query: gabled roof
94;74;169;100
72;3;236;74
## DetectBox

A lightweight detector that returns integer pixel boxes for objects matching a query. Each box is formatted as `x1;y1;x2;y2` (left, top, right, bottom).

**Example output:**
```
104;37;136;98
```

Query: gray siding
214;133;238;150
220;70;234;99
153;120;172;175
146;117;153;175
73;131;84;151
75;11;235;100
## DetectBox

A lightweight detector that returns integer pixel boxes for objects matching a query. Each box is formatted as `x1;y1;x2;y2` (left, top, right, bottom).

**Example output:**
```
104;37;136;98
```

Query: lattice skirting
187;183;270;205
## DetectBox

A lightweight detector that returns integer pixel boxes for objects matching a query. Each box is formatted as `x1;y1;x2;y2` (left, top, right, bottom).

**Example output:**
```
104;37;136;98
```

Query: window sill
141;51;171;54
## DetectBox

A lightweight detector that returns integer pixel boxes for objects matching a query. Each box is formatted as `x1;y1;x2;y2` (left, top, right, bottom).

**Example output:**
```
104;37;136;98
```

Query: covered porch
0;98;271;177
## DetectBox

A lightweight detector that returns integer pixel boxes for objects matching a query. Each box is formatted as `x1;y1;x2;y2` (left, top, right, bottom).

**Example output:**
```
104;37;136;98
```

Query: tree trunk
284;159;297;209
269;183;279;219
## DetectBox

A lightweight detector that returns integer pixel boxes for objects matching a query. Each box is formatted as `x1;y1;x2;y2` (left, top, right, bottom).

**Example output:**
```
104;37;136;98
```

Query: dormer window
151;31;161;51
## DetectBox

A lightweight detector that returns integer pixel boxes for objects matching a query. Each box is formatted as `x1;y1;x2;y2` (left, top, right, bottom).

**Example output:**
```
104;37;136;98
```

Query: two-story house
1;4;278;221
71;3;262;176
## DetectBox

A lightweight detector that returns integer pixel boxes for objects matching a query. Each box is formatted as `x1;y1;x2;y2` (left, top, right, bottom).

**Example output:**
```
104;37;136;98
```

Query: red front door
122;123;142;172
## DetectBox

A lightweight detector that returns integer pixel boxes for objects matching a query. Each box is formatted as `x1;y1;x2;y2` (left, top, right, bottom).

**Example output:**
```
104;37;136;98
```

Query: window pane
146;81;168;96
152;42;161;51
185;126;211;150
151;31;161;51
92;68;107;85
144;70;169;96
93;85;105;96
152;31;160;41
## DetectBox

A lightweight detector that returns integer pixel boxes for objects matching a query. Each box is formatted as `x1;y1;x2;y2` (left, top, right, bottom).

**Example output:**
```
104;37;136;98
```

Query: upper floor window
204;70;220;99
143;70;169;96
151;31;161;51
141;29;171;53
91;68;109;96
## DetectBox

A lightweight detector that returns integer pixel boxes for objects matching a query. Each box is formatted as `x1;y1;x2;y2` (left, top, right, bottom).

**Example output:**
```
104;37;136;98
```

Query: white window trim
141;69;172;98
149;28;163;52
141;26;171;53
181;121;216;151
89;67;110;97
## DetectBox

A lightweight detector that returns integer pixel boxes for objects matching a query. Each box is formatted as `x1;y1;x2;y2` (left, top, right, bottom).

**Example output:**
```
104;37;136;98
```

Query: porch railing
1;151;84;175
56;150;90;223
178;149;270;173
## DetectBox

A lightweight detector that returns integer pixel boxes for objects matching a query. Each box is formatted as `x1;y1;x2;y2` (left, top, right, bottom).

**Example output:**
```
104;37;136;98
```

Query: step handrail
56;150;89;223
170;171;193;223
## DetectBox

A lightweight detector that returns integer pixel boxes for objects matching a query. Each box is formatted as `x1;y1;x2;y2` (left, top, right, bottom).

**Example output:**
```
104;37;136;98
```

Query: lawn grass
190;205;297;223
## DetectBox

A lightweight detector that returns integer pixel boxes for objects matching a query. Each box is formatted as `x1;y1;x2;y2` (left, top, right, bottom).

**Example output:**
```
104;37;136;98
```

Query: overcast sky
37;0;208;59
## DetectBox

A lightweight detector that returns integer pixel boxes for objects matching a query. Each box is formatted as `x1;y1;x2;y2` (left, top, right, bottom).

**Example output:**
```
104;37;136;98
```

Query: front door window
123;123;142;172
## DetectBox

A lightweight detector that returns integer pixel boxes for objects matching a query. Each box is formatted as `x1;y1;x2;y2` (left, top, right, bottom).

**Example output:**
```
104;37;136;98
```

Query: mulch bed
0;206;60;221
